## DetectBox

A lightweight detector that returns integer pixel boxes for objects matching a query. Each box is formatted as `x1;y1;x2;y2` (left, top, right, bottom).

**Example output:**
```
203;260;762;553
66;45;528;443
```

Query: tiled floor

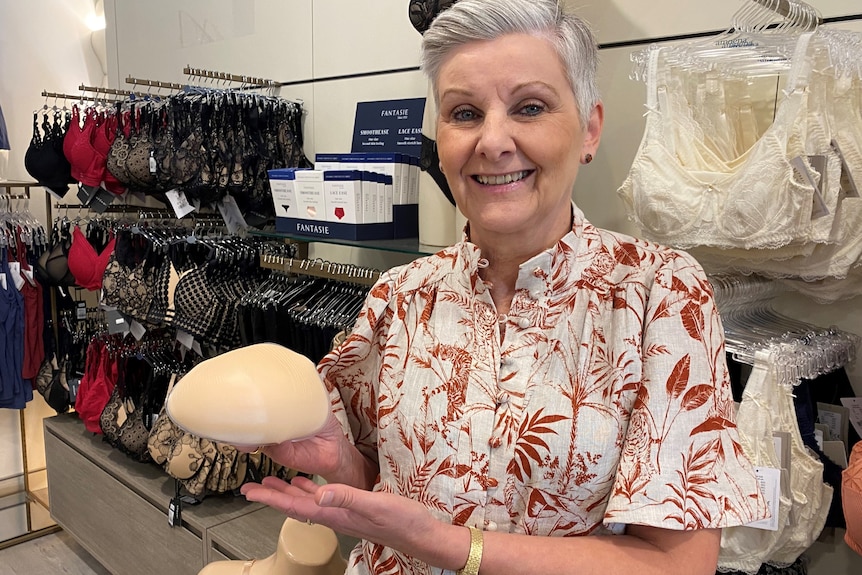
0;530;110;575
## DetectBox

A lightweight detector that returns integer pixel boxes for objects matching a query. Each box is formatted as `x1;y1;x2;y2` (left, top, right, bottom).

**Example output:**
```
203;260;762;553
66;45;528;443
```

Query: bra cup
172;267;219;340
623;144;709;241
67;226;116;291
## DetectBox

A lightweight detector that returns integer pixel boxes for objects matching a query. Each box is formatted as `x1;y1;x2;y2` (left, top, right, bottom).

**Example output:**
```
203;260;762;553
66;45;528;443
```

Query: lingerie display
28;85;311;227
24;106;76;196
620;28;862;303
712;274;860;574
0;203;48;409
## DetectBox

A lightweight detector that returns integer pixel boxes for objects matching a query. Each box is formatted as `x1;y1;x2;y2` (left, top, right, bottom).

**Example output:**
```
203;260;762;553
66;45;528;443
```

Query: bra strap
784;32;815;93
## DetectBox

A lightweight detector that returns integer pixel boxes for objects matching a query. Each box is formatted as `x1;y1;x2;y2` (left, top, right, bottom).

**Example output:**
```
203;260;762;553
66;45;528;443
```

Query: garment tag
90;187;117;214
840;397;862;441
148;151;157;174
814;425;827;449
772;431;791;471
791;156;829;219
166;189;196;219
67;378;80;403
217;194;249;235
106;308;130;335
823;440;848;469
22;267;35;286
76;301;87;320
175;329;195;349
831;140;860;198
745;466;781;531
191;340;203;357
116;401;128;428
817;402;850;444
0;274;7;290
9;262;24;290
129;319;147;341
168;480;183;527
76;183;100;206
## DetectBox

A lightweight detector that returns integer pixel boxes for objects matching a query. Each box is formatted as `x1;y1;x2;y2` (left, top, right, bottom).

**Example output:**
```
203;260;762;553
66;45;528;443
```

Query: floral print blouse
318;206;768;575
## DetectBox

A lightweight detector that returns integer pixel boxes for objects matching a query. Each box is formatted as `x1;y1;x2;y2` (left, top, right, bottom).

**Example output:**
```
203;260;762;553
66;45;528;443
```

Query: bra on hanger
618;33;818;251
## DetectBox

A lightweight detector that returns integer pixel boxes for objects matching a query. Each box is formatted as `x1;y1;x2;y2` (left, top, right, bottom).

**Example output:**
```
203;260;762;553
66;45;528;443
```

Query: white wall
0;0;105;544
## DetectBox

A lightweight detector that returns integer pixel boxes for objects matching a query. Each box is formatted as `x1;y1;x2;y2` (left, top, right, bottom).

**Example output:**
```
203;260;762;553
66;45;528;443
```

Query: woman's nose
474;112;515;160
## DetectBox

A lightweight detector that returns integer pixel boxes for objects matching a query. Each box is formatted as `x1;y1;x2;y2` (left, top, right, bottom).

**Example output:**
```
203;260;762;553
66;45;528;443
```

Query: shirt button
530;289;543;299
517;317;531;328
497;313;508;324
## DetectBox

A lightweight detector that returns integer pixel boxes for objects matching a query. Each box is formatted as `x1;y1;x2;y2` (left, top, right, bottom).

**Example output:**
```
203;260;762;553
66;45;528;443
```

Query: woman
241;1;768;573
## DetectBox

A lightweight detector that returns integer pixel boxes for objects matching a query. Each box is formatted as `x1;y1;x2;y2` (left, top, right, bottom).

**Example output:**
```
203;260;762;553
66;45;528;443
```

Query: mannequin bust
166;343;330;446
199;518;347;575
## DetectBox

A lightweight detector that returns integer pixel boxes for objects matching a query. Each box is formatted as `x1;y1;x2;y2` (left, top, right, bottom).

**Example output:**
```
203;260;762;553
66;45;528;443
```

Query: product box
293;170;326;221
267;168;300;219
314;153;342;172
407;156;420;204
323;170;364;224
360;171;379;224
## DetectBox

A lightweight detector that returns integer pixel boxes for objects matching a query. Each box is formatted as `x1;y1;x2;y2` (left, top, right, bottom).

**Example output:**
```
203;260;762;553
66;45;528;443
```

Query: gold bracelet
457;526;483;575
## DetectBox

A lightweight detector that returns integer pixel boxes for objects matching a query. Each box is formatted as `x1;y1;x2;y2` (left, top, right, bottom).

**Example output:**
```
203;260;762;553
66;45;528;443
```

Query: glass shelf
250;229;440;257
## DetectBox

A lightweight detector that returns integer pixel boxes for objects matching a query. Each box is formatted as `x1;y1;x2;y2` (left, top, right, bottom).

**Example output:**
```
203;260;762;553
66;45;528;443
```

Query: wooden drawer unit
44;414;266;574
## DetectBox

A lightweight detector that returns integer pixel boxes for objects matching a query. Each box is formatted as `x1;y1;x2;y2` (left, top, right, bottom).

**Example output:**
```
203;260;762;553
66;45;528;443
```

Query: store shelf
250;229;440;257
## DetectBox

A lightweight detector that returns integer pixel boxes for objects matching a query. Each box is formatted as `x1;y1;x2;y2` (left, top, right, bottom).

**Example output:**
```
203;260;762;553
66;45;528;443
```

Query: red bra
67;226;116;291
63;105;124;192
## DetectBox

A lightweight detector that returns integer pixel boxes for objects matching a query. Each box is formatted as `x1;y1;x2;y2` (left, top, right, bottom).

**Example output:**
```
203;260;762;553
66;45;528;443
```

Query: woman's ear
582;101;604;158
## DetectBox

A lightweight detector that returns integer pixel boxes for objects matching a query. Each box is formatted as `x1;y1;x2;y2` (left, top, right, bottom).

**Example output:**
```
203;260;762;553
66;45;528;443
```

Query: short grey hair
420;0;600;127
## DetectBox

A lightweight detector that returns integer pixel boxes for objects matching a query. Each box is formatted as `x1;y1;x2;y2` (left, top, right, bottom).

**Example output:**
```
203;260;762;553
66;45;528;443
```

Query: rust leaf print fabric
318;206;768;575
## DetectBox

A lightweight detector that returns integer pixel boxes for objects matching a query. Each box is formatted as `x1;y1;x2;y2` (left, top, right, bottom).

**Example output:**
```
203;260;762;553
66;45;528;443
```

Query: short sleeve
604;251;769;529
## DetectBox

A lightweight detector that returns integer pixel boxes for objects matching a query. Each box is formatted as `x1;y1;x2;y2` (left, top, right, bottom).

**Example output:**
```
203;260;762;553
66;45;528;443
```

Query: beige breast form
166;343;329;446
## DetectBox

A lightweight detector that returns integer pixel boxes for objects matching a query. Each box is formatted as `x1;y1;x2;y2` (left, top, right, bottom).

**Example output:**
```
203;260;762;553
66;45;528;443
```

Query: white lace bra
619;34;820;251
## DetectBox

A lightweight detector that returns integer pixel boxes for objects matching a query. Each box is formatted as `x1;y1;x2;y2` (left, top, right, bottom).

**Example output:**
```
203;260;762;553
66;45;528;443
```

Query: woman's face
436;33;602;249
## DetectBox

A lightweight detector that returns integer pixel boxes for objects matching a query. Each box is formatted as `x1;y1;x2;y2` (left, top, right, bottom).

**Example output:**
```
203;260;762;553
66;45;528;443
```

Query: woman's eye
452;107;478;121
520;103;545;116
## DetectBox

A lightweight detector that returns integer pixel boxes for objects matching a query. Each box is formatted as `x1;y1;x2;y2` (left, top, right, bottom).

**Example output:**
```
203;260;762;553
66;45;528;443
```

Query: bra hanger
711;273;859;385
631;0;821;82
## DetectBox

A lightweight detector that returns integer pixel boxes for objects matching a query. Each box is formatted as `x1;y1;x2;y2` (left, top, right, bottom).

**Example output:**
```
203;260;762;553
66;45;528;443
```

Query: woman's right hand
245;413;377;490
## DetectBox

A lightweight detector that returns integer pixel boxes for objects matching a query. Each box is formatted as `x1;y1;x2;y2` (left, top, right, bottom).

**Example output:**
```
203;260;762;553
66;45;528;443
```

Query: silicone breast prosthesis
166;343;330;446
198;517;347;575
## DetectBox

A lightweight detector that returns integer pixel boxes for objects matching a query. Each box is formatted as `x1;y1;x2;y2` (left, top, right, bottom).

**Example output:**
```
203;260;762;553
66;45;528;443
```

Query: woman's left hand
241;476;454;566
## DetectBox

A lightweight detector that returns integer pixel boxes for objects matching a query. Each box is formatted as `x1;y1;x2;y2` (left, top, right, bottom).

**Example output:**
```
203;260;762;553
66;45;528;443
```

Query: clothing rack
39;90;84;102
124;76;185;92
0;185;62;550
183;66;278;89
77;84;135;98
259;253;382;286
0;181;35;199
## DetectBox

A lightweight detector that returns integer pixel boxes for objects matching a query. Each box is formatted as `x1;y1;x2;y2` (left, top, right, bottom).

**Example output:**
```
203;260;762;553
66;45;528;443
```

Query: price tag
129;319;147;341
745;466;781;531
166;189;196;219
176;329;195;350
217;195;249;235
76;301;87;320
